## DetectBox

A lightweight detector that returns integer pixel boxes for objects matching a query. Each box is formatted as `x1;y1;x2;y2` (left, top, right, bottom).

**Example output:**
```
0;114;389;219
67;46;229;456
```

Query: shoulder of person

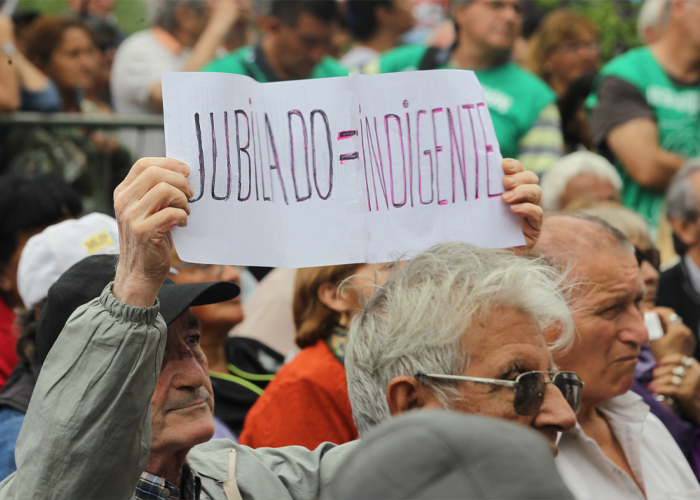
203;46;252;74
659;260;684;285
505;63;556;102
115;29;158;55
597;46;655;87
314;57;349;78
379;44;429;73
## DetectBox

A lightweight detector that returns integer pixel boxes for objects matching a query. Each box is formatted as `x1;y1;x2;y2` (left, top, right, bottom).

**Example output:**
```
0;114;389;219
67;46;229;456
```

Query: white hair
345;242;576;437
540;151;623;211
577;205;651;247
667;158;700;223
637;0;669;43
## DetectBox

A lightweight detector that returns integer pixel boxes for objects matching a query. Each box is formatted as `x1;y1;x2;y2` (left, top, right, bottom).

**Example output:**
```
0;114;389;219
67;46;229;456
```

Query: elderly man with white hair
540;151;622;212
535;213;700;499
345;243;581;456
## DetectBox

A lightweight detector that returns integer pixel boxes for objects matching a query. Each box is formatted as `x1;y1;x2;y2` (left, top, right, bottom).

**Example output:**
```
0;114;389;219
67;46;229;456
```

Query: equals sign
338;129;358;162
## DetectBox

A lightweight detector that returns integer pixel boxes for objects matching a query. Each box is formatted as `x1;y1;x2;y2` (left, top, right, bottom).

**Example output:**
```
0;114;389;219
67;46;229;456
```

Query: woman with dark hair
23;16;101;113
3;16;131;214
0;172;82;391
239;264;388;449
525;9;599;97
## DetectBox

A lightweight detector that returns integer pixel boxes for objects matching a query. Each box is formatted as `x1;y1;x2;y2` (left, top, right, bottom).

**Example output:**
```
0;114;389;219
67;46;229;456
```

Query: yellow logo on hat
82;231;115;254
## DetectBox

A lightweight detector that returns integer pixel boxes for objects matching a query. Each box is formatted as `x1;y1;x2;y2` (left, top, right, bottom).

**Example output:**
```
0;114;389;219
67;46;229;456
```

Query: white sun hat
18;213;120;308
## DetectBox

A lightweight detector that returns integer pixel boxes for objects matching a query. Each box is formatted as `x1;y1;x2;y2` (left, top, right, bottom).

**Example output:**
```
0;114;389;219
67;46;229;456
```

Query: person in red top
239;264;387;449
0;173;81;390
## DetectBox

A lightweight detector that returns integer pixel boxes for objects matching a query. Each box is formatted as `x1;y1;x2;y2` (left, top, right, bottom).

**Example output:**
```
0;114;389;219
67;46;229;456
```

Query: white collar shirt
555;391;700;500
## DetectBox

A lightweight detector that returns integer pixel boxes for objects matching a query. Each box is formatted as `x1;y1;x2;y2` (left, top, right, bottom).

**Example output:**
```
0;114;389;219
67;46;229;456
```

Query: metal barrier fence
0;112;166;213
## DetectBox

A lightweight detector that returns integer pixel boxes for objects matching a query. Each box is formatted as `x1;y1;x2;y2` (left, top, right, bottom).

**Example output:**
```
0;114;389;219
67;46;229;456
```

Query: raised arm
0;158;193;500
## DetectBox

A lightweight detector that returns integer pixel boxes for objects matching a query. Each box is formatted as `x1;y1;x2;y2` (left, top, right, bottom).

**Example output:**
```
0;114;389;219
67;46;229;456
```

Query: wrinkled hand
650;307;696;360
501;159;542;256
649;354;700;426
113;158;193;307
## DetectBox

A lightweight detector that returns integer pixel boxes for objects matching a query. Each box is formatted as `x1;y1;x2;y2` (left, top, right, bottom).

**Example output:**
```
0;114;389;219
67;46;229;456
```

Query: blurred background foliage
15;0;643;62
17;0;149;34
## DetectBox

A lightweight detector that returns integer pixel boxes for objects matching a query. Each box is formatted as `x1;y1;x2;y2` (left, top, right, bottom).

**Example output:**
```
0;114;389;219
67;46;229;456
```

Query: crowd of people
0;0;700;499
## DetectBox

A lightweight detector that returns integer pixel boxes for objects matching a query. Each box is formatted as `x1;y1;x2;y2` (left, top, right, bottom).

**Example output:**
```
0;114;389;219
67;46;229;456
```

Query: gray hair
577;204;651;248
637;0;669;42
149;0;207;30
540;152;623;211
345;242;575;436
666;158;700;223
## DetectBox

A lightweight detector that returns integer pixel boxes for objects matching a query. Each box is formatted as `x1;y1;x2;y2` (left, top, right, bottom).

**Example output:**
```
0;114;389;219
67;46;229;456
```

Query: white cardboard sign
162;70;524;267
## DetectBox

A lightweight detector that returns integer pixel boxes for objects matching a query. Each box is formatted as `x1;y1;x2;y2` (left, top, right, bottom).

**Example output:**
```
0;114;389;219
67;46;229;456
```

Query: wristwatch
0;42;17;57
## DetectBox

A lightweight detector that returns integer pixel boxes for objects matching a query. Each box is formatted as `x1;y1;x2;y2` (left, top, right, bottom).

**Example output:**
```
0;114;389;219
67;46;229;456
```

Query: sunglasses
415;371;584;416
635;246;660;271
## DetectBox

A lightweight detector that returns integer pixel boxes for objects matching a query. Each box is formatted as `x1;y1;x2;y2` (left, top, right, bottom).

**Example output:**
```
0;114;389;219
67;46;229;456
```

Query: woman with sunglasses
578;203;700;480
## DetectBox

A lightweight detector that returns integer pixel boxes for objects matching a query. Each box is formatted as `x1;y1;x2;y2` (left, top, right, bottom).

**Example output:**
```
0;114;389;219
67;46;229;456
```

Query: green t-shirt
369;44;556;160
204;45;348;82
588;46;700;231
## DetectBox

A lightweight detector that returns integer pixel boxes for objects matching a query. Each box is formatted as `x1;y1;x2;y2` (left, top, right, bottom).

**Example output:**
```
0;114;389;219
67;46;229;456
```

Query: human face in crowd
383;0;415;37
45;27;98;93
149;311;215;460
454;0;522;55
627;235;659;311
554;248;647;407
0;229;45;308
274;13;335;79
419;307;577;454
544;36;599;92
558;174;620;210
170;261;244;333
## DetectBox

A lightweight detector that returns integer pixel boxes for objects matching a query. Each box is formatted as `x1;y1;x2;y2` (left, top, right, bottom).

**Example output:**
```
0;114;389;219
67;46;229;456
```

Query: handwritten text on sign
162;70;524;267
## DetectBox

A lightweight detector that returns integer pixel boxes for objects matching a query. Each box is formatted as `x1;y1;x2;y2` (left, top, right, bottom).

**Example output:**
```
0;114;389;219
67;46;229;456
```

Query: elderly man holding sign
0;150;565;499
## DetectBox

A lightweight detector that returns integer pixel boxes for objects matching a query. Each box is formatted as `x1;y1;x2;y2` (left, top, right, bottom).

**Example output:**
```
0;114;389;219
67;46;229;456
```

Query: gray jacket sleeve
0;284;166;500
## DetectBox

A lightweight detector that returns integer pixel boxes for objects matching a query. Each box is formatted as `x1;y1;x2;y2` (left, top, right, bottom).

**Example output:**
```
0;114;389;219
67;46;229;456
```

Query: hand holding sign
113;157;193;307
501;159;542;255
163;70;529;267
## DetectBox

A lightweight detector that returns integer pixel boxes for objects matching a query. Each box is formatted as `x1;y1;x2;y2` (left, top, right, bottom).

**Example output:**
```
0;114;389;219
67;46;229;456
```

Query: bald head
534;213;634;266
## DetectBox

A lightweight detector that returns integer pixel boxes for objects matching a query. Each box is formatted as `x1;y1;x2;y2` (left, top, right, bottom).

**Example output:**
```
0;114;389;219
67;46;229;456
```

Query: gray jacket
0;284;355;500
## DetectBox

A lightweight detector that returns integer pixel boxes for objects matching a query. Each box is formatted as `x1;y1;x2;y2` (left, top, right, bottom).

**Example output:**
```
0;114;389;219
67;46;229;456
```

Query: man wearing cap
0;156;559;499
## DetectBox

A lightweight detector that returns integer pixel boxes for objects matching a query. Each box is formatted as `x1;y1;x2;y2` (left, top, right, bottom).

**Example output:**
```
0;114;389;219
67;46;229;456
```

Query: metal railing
0;112;164;129
0;112;166;214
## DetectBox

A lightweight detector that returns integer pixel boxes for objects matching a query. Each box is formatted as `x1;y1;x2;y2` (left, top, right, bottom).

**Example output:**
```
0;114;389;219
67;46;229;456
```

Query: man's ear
318;282;348;313
670;218;699;247
386;376;437;416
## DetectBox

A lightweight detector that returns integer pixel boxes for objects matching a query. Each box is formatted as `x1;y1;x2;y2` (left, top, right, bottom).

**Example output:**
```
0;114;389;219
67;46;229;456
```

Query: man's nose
619;307;649;347
220;265;240;284
534;383;577;433
171;343;208;389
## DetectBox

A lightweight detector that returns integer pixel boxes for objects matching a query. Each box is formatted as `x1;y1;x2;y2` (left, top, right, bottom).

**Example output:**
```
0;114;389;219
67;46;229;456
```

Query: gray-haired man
535;213;700;498
658;159;700;360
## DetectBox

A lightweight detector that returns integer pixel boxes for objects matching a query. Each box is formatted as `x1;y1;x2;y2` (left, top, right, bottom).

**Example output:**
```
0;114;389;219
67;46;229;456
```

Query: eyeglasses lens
553;372;583;414
514;372;545;416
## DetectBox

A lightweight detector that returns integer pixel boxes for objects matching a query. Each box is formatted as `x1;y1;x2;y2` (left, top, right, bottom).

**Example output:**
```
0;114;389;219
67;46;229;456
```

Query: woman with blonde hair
239;263;385;449
525;9;599;97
